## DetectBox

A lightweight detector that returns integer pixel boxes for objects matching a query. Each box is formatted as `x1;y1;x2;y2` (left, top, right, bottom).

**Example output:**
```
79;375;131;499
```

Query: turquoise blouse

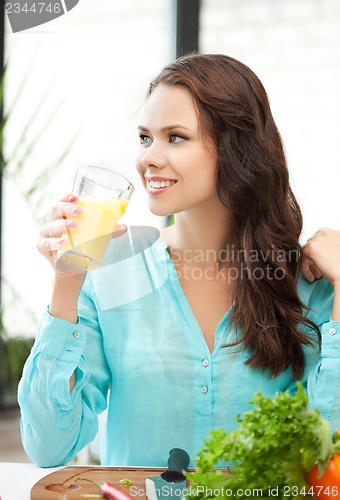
18;227;340;468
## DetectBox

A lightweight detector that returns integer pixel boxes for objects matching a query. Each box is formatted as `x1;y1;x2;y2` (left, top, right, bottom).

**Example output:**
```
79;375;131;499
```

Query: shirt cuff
34;307;86;363
320;320;340;356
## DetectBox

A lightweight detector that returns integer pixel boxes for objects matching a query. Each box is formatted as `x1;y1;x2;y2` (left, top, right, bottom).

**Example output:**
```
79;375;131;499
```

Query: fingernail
73;206;83;215
67;221;78;230
69;195;78;203
58;237;65;245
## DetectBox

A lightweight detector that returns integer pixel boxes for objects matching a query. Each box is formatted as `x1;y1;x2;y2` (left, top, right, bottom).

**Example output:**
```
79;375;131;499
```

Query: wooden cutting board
30;466;165;499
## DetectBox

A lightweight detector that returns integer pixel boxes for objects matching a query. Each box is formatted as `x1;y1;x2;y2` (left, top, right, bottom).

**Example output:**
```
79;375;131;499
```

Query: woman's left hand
302;228;340;286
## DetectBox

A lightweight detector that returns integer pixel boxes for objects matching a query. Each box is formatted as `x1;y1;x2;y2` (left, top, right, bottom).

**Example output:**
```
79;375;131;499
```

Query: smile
148;179;177;189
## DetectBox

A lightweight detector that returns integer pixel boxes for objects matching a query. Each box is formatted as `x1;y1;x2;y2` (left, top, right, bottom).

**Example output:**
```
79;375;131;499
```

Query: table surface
0;462;61;500
0;463;173;500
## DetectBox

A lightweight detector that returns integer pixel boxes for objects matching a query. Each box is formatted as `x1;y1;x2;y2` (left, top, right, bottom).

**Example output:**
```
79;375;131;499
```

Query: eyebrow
138;124;192;132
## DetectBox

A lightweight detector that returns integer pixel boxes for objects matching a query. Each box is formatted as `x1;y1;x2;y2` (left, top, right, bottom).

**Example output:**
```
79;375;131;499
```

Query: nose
140;139;167;170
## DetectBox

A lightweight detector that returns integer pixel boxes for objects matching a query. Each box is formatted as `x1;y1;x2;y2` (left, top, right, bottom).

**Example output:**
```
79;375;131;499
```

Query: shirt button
329;328;337;335
73;331;81;339
201;385;208;394
202;359;209;367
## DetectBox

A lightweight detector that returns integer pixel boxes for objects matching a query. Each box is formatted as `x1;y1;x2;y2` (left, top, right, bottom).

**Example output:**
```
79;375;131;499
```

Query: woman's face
136;83;219;217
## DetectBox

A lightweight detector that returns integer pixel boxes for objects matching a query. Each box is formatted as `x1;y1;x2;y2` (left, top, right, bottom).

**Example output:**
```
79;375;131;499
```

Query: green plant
1;335;34;389
186;384;339;499
0;63;77;221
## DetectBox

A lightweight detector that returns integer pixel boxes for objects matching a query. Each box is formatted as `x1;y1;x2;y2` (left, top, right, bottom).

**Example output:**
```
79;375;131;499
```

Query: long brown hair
148;52;319;379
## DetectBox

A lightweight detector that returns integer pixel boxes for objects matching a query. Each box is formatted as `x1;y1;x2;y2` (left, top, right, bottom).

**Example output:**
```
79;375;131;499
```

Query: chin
148;200;184;217
149;207;172;217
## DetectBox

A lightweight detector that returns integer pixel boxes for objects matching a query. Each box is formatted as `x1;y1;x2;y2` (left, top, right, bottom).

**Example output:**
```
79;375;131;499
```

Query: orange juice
57;197;128;270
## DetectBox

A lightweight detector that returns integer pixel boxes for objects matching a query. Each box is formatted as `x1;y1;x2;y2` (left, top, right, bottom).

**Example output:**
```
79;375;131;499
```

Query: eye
169;134;187;144
139;134;151;145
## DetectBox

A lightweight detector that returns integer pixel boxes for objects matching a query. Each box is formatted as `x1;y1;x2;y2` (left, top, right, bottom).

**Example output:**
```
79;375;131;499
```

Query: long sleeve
307;319;340;431
298;276;340;432
17;236;340;468
18;280;110;467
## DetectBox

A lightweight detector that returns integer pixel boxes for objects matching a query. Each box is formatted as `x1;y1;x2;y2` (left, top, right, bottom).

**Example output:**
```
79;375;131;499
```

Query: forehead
142;84;199;129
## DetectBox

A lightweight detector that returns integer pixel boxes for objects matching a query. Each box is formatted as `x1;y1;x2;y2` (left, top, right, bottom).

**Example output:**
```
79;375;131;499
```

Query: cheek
135;155;145;182
194;152;218;184
195;161;218;196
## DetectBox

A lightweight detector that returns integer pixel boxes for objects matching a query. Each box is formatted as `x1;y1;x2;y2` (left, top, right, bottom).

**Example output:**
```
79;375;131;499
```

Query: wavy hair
147;53;319;379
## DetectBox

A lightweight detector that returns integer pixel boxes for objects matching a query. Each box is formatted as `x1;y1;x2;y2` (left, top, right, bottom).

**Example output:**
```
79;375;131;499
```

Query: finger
40;219;78;239
37;236;66;255
301;241;315;260
60;192;79;203
46;197;83;223
45;193;77;220
309;262;322;280
300;257;315;283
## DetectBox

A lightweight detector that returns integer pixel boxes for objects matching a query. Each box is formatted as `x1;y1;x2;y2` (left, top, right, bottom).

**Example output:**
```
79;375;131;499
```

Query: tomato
307;454;340;499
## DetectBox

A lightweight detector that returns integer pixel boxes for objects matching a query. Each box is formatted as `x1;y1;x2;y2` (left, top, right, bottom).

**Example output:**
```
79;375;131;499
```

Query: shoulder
297;274;334;322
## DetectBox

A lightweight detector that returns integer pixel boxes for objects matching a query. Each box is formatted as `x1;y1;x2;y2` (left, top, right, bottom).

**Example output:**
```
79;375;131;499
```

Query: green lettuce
186;383;340;499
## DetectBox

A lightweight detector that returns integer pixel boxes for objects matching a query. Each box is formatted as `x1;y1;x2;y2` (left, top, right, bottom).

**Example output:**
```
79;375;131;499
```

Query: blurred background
0;0;339;462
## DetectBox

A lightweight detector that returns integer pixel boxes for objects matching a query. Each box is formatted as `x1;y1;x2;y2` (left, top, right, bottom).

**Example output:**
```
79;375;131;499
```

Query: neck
169;199;235;268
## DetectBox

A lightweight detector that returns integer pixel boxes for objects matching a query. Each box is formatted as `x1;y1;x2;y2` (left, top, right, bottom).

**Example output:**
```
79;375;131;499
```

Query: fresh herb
186;383;340;499
119;479;133;486
78;478;134;500
80;495;103;499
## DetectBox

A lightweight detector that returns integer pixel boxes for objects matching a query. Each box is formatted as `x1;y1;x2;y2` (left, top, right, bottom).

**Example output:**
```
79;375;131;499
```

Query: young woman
18;53;340;468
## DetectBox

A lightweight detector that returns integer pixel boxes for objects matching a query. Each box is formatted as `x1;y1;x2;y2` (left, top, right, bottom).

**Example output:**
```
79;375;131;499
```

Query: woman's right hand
37;193;85;277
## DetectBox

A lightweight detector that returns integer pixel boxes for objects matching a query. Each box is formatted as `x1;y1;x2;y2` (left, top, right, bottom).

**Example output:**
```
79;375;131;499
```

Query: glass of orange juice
57;166;134;271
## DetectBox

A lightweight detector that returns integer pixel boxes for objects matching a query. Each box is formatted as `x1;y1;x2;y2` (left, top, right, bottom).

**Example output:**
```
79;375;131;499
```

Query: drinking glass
57;166;134;271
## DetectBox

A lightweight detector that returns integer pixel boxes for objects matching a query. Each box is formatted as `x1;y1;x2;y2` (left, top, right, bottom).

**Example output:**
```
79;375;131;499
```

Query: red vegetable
100;482;134;500
307;454;340;499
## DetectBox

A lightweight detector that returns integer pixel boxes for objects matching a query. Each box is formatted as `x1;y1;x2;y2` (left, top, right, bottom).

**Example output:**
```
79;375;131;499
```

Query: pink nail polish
69;195;78;203
67;221;78;230
73;206;82;215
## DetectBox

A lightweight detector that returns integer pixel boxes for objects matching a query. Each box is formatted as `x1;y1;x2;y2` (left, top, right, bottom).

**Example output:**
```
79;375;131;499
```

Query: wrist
53;272;86;289
50;273;86;323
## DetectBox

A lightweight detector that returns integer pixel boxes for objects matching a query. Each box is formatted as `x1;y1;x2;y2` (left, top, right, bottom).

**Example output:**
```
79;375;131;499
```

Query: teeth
148;180;176;189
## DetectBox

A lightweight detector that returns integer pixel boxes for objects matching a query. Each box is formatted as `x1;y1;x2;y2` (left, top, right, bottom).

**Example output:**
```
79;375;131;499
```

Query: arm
36;193;87;391
302;229;340;431
302;228;340;320
50;274;86;391
18;194;110;467
18;281;110;467
306;314;340;433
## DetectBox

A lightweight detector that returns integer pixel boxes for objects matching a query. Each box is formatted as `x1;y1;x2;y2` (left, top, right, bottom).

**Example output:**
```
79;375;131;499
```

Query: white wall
2;0;172;335
2;0;340;336
200;0;340;240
